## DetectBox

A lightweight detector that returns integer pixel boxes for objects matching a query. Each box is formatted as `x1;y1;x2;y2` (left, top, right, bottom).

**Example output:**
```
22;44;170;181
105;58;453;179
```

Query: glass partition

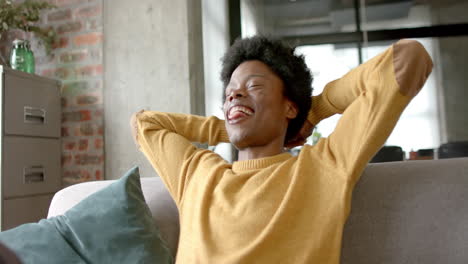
229;0;468;158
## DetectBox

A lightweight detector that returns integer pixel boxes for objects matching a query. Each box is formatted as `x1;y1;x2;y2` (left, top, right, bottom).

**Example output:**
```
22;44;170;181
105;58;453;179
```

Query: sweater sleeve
306;39;433;182
133;111;229;202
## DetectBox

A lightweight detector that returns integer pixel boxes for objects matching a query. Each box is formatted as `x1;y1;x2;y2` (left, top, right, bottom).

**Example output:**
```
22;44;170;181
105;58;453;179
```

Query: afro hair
220;35;313;143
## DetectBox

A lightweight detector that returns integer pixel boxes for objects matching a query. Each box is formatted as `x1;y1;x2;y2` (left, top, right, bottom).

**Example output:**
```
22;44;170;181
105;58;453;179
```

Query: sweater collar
232;152;292;172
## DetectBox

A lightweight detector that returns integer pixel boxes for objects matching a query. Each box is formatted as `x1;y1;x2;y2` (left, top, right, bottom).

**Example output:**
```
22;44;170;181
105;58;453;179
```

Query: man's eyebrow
227;74;267;88
247;74;267;79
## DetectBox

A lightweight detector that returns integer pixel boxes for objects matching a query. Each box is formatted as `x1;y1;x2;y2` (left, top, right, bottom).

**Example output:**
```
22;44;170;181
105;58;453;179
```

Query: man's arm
304;39;433;182
131;111;229;203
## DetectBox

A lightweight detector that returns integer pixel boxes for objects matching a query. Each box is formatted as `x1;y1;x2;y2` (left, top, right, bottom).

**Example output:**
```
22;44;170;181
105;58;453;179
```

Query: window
236;0;468;156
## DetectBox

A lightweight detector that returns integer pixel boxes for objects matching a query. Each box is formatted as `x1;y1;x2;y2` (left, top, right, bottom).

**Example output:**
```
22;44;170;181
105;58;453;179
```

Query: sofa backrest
341;157;468;264
49;158;468;263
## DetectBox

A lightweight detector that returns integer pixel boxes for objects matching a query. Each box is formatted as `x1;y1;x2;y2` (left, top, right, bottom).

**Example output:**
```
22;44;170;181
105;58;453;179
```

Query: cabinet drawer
2;194;54;231
2;137;61;198
4;73;60;138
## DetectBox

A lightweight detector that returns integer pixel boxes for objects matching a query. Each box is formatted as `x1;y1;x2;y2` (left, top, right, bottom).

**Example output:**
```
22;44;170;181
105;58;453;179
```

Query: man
132;36;433;263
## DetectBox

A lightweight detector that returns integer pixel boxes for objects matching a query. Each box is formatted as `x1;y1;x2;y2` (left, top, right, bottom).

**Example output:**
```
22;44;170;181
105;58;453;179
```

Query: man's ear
285;100;298;119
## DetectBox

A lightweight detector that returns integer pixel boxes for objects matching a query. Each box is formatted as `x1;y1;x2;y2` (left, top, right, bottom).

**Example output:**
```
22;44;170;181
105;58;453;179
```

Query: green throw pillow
0;166;174;264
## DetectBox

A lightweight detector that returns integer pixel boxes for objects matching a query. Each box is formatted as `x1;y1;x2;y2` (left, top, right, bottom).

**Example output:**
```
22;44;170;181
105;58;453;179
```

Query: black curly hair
220;35;313;143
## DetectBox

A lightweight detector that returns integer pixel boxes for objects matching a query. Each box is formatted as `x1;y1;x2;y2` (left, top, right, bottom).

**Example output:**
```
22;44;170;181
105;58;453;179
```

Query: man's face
223;60;297;149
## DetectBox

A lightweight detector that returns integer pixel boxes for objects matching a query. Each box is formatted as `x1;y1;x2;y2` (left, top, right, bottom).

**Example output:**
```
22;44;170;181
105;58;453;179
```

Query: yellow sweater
134;40;433;263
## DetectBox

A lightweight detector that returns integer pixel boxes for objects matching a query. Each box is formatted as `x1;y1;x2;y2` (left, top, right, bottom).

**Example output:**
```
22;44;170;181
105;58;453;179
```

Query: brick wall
0;0;104;186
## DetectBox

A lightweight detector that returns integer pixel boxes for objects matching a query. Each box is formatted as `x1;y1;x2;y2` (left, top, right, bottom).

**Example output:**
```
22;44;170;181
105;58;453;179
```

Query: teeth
229;105;254;118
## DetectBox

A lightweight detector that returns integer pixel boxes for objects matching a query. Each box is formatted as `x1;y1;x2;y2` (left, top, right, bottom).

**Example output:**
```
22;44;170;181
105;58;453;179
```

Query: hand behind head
284;120;314;149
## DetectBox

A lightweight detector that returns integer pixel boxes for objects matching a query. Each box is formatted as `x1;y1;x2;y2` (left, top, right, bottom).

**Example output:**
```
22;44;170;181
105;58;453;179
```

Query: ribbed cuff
216;119;230;143
307;95;339;125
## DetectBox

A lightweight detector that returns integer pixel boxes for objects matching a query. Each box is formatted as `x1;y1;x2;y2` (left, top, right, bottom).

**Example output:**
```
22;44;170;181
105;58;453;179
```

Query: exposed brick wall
0;0;104;186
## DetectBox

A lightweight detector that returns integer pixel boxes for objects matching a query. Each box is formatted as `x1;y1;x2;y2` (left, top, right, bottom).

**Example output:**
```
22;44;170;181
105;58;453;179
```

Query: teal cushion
0;166;174;264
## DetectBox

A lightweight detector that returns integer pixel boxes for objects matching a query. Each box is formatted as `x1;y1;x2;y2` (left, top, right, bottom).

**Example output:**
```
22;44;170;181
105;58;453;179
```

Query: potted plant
0;0;56;66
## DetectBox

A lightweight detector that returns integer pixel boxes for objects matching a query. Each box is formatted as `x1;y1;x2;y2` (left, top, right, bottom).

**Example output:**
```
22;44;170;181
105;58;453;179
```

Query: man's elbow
393;39;434;97
130;110;145;150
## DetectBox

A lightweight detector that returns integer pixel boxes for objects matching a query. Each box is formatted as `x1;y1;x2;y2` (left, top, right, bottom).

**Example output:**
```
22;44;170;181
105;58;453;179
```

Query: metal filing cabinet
0;65;61;231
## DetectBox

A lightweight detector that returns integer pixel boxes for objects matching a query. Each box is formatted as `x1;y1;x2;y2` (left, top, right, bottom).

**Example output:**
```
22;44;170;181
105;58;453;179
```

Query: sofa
48;158;468;263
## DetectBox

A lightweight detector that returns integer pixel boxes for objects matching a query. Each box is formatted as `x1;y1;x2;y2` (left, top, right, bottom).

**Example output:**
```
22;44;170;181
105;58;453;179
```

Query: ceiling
254;0;468;37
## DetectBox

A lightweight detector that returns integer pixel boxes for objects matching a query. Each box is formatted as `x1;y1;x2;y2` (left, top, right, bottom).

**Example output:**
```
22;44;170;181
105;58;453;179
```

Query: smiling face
223;60;298;150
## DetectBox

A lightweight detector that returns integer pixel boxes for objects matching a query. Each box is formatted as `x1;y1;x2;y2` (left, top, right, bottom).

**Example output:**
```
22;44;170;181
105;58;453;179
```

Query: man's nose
227;87;247;101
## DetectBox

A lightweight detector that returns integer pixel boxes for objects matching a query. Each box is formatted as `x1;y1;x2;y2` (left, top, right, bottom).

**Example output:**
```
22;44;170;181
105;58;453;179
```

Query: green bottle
10;39;28;72
24;40;35;74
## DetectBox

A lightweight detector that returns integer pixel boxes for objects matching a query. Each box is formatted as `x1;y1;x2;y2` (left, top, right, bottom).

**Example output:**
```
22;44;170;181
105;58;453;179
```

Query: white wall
202;0;229;119
241;0;271;37
202;0;233;162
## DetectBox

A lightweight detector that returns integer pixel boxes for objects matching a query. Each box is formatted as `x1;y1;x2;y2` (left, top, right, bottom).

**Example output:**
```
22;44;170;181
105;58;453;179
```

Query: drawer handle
24;106;46;125
23;165;45;184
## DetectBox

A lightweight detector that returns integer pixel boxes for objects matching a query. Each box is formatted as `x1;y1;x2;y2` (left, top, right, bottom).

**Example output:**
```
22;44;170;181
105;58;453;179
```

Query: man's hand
285;120;314;149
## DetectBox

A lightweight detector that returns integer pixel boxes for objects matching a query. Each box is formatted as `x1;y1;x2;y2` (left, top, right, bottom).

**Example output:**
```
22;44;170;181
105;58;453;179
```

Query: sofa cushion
0;166;174;264
48;174;180;258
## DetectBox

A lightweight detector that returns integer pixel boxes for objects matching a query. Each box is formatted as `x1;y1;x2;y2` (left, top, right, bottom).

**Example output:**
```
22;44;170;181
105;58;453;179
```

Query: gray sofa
48;158;468;263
